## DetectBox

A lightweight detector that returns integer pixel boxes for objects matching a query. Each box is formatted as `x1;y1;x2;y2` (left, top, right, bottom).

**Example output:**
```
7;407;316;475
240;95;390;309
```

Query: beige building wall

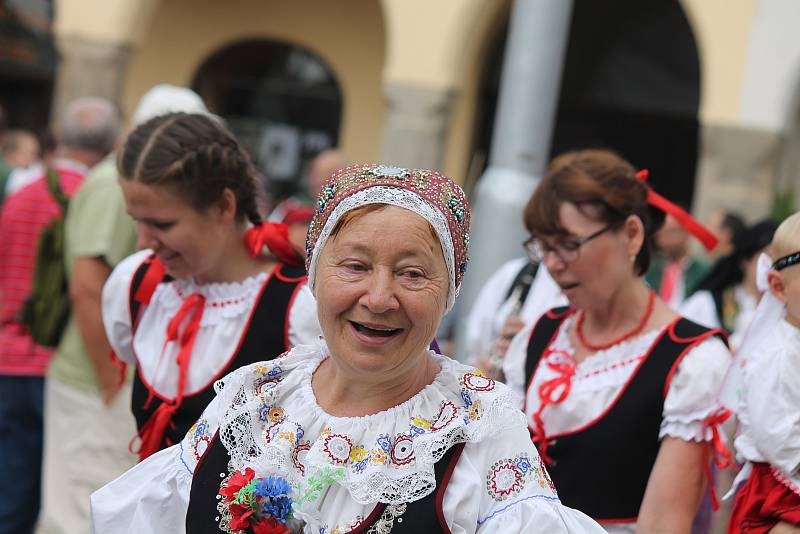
53;0;800;216
123;0;385;165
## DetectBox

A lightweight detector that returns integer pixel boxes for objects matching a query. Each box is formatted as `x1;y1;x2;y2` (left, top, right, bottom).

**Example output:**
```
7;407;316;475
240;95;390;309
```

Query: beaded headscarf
305;163;471;311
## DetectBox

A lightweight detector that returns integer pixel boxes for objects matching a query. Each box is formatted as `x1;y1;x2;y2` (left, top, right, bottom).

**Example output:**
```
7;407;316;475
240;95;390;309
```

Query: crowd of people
0;85;798;534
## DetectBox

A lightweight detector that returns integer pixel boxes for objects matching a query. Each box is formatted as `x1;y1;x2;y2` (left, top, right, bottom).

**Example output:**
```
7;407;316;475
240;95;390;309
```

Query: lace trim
214;347;526;506
771;466;800;498
149;272;269;325
306;186;458;311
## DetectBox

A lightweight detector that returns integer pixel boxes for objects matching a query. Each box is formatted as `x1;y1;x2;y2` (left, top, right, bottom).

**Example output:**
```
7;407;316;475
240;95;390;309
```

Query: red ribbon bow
703;407;734;511
131;293;206;462
244;222;304;267
531;354;576;464
635;169;719;252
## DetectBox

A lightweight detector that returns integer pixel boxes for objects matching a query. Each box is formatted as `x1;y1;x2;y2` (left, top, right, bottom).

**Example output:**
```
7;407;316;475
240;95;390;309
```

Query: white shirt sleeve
287;284;323;347
443;424;605;533
741;323;800;475
464;258;529;361
101;249;153;365
502;322;536;407
90;391;223;534
660;336;731;441
679;291;721;329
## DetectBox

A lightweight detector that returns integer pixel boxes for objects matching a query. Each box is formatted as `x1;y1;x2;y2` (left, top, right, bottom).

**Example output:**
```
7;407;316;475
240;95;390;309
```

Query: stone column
379;82;454;170
454;0;573;359
52;35;131;119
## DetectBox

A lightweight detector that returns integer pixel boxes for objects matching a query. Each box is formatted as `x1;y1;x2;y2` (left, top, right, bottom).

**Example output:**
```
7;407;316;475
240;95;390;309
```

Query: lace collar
212;342;525;510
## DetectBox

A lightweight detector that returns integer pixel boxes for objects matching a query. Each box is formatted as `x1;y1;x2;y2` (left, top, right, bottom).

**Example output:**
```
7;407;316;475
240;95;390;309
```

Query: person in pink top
0;97;120;534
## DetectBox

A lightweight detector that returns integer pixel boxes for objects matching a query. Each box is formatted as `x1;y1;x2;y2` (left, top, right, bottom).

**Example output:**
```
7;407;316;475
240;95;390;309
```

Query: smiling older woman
90;164;603;533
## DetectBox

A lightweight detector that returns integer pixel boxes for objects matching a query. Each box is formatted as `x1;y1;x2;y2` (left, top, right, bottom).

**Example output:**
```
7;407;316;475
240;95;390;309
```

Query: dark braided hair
118;112;263;225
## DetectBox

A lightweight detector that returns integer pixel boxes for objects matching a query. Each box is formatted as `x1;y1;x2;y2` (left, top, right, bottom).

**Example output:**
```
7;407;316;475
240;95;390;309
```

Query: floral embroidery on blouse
188;418;212;462
486;452;558;502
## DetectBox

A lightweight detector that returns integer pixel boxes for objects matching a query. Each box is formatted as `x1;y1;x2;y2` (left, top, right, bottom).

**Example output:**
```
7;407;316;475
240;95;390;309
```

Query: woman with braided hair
102;112;321;461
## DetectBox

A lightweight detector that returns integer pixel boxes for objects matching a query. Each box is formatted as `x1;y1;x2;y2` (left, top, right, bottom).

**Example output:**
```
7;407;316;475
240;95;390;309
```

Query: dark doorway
473;0;701;207
0;0;57;132
192;39;343;199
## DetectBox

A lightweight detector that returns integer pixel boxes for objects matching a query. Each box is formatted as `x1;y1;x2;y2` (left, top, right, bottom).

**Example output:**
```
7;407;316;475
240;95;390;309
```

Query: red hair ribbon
244;222;304;267
635;169;719;251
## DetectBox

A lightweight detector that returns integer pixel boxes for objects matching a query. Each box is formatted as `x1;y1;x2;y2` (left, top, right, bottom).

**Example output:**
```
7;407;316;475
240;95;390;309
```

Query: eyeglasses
523;225;613;264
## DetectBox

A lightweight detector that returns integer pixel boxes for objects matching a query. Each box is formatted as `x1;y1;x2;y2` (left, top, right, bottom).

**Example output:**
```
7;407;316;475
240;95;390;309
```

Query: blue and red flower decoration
218;468;294;534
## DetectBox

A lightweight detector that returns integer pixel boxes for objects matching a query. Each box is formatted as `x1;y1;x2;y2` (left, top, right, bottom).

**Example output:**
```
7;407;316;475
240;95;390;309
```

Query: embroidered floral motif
532;454;558;494
463;372;496;392
430;400;458;431
390;434;415;465
293;465;345;505
376;433;391;453
255;378;281;398
487;460;524;500
323;434;353;464
317;184;336;214
350;445;368;462
370;449;387;464
409;416;431;436
188;419;212;461
485;453;547;501
469;400;482;421
292;441;310;475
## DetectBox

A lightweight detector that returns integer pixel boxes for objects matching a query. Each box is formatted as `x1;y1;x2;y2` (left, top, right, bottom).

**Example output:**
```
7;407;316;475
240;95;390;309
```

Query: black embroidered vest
524;306;725;522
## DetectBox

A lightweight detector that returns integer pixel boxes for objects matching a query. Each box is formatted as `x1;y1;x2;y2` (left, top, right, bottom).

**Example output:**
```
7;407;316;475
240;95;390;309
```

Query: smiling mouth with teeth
350;321;402;337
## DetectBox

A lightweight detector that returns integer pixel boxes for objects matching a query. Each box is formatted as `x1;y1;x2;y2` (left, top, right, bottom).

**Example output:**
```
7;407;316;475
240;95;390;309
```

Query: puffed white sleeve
660;336;731;441
287;283;322;347
679;291;722;330
741;330;800;475
101;249;153;365
90;391;222;533
442;424;605;533
502;322;535;406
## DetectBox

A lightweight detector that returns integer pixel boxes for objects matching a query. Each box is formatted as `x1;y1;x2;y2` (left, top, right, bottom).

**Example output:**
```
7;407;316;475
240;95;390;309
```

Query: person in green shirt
38;84;210;534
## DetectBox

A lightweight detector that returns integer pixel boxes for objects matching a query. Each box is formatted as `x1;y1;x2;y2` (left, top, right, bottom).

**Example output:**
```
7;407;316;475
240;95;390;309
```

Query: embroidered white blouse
732;319;800;495
503;313;731;533
91;344;605;533
102;249;322;398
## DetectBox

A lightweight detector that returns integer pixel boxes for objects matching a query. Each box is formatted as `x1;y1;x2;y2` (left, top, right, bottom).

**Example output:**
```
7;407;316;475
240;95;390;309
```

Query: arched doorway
193;39;343;199
473;0;701;206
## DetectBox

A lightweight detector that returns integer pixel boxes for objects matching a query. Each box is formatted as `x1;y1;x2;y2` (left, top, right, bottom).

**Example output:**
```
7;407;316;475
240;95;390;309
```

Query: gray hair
58;97;121;155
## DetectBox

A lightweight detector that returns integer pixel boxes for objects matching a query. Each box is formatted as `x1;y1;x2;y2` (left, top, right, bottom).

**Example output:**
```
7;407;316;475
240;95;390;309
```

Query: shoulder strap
128;255;170;332
504;261;539;304
45;167;69;211
524;306;571;385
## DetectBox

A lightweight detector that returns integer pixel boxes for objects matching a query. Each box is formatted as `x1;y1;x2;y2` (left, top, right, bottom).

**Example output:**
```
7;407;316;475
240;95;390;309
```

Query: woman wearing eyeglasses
502;149;732;533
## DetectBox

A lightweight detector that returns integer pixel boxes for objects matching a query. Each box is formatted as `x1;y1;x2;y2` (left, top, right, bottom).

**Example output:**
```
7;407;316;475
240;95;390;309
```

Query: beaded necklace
576;289;656;352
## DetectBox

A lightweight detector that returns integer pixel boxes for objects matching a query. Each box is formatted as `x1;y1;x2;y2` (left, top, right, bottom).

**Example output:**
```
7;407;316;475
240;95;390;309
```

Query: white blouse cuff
477;497;604;533
90;444;192;534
